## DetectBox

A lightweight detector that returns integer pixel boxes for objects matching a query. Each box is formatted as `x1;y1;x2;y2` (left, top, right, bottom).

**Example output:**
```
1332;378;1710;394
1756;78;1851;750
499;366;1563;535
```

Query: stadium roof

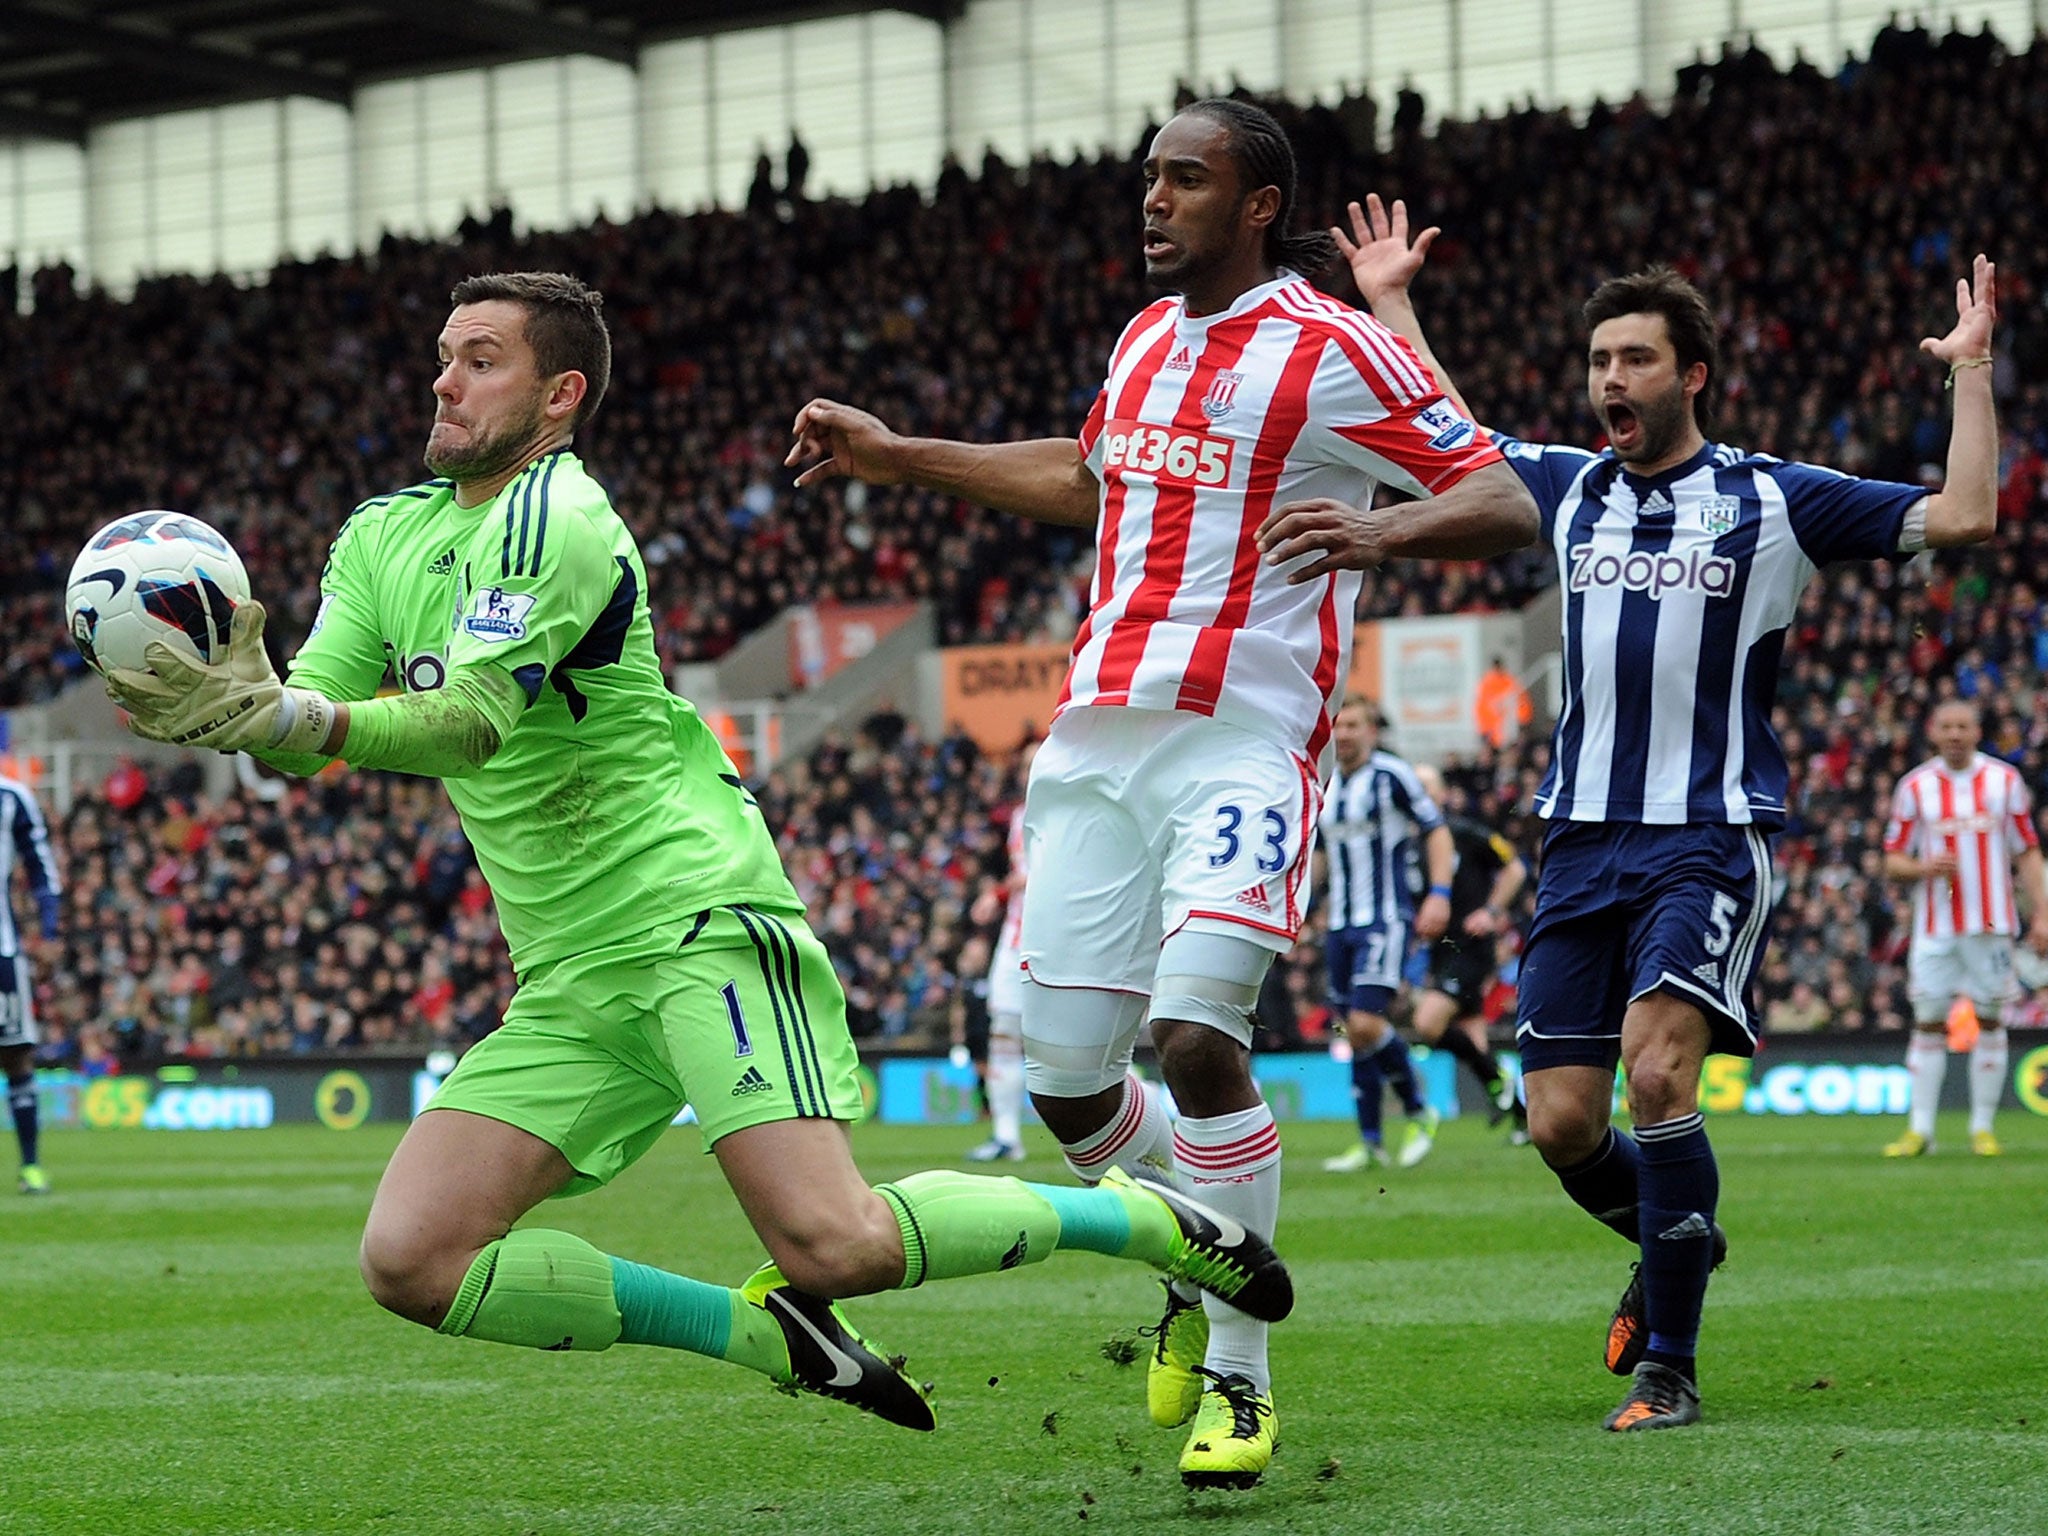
0;0;965;144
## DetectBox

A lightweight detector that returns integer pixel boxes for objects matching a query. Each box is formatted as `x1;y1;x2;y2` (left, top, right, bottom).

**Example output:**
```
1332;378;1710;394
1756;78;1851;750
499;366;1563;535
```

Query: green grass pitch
5;1112;2043;1535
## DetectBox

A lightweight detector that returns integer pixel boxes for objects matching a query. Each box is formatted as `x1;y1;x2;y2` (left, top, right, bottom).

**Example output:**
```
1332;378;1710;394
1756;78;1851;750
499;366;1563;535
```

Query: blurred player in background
1345;193;2001;1431
1411;763;1528;1137
788;99;1537;1484
1317;695;1450;1171
0;771;61;1194
948;932;998;1139
104;271;1294;1441
1881;699;2048;1157
965;781;1033;1162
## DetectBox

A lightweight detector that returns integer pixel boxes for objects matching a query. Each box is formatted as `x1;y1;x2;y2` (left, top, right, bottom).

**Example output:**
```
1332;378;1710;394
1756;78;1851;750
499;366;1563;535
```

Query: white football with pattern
65;511;252;676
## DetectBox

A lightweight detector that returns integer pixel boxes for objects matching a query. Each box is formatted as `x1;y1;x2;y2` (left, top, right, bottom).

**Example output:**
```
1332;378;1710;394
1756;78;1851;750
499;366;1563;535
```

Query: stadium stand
13;25;2048;1050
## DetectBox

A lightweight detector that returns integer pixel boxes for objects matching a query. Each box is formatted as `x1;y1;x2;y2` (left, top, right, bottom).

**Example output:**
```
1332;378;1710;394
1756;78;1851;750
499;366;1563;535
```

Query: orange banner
940;643;1070;753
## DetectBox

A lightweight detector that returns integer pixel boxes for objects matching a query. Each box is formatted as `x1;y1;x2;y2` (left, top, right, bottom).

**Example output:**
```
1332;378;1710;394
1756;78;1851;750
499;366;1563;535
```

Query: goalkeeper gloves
105;600;339;756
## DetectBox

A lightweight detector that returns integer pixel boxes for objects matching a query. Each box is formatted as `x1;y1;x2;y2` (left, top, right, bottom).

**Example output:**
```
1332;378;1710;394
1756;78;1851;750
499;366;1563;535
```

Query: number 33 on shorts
1207;803;1291;874
1187;793;1311;937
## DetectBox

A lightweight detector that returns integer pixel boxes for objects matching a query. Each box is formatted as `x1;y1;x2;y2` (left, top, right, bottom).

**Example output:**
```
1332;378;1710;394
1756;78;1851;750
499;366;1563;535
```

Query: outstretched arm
1336;195;1478;422
786;399;1099;528
107;601;516;779
1916;255;1999;549
1255;462;1538;584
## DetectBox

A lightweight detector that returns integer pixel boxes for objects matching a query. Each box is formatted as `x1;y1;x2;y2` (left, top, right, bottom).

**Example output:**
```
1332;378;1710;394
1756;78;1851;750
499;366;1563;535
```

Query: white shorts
1908;932;2016;1022
1019;706;1319;994
987;937;1025;1021
0;953;39;1050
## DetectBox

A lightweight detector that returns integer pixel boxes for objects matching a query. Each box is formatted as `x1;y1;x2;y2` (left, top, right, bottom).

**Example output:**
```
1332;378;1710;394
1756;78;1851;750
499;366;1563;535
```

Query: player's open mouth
1143;229;1177;261
1605;401;1640;449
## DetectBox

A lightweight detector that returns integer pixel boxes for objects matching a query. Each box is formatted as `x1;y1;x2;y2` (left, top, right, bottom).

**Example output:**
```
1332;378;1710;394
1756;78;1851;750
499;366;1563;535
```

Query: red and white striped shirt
1065;273;1502;770
999;803;1027;953
1884;753;2040;937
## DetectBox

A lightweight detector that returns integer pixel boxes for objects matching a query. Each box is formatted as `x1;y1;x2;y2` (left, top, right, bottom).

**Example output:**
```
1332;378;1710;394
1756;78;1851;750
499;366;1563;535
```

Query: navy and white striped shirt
0;775;61;956
1320;749;1445;929
1499;437;1924;829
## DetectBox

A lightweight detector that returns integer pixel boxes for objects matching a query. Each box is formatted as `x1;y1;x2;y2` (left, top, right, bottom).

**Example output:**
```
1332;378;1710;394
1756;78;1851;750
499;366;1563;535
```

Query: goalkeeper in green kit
103;272;1292;1433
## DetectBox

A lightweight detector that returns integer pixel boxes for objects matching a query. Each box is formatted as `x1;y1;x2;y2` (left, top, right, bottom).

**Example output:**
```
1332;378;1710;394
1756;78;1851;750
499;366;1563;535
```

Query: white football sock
1969;1026;2008;1136
1173;1103;1282;1394
1059;1073;1174;1185
1907;1030;1948;1141
987;1021;1026;1149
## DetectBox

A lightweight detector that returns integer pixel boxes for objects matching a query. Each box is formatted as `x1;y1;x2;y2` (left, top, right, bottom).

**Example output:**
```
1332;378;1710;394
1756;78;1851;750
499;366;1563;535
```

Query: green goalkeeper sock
438;1229;788;1378
874;1170;1177;1287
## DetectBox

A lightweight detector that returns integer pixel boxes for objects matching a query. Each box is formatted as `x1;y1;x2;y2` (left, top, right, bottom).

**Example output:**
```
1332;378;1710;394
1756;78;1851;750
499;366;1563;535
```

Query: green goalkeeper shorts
427;905;864;1195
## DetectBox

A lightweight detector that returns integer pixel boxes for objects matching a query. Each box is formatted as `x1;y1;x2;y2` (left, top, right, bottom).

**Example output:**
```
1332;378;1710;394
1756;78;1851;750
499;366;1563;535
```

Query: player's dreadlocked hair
1181;98;1339;277
450;271;612;430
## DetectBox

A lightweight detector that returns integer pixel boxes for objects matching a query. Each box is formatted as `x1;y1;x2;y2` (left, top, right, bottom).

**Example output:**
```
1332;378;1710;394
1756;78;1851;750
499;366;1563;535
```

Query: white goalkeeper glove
105;600;338;756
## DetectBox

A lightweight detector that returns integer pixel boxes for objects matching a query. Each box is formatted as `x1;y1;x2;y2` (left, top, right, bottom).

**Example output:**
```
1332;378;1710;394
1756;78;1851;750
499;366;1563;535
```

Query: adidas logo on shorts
731;1065;774;1097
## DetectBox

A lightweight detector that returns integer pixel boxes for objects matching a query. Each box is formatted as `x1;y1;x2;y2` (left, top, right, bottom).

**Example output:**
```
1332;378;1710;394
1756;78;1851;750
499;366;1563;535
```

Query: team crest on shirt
1201;370;1244;420
1700;495;1742;535
461;585;536;643
1410;399;1477;451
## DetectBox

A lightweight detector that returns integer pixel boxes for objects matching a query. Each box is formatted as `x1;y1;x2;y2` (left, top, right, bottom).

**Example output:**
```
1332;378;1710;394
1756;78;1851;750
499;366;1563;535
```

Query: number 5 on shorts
1703;892;1739;957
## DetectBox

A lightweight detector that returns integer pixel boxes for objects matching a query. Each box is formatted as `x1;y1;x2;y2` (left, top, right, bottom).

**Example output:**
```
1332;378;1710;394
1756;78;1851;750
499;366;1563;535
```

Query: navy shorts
1325;919;1408;1016
1515;822;1773;1072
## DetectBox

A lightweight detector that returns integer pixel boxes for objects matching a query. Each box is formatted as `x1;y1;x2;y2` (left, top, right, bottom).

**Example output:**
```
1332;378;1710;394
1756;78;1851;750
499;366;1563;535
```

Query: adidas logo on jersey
1692;959;1721;986
427;546;457;575
1164;346;1194;372
1234;885;1273;914
731;1065;773;1097
1639;489;1676;517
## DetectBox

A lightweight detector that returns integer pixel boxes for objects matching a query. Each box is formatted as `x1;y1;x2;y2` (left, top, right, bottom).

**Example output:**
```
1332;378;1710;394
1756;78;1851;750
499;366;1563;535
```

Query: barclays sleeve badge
462;585;537;643
1411;400;1477;452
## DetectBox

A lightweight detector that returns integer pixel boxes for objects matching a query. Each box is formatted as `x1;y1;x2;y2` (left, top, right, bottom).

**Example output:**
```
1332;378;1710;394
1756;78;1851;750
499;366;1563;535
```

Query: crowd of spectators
13;23;2048;1053
23;718;1029;1069
8;23;2047;709
24;759;509;1071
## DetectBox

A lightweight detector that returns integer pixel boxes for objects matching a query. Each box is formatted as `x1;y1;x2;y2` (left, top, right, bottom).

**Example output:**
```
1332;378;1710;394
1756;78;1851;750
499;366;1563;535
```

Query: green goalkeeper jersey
284;449;801;972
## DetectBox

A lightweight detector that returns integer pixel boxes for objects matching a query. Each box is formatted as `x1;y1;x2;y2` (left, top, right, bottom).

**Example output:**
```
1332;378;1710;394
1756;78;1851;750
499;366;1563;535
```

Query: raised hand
786;399;909;489
1332;195;1440;310
1919;253;1997;368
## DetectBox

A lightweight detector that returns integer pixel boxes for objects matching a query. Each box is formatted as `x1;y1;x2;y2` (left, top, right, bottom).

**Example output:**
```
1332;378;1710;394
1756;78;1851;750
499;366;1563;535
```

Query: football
65;511;251;676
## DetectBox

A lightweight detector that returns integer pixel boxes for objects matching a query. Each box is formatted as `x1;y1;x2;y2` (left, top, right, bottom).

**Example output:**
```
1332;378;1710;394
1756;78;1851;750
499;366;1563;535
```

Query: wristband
268;689;337;756
1428;884;1453;901
1945;355;1993;390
